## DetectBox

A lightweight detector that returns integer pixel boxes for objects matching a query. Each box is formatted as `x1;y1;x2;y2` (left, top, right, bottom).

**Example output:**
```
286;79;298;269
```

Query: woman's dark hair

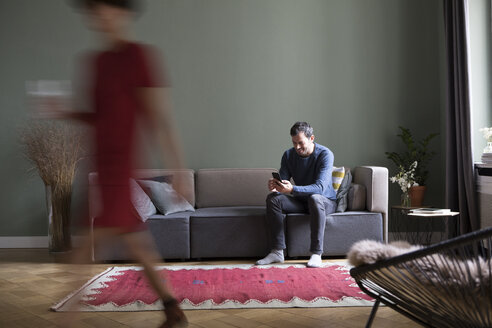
73;0;139;12
290;122;314;138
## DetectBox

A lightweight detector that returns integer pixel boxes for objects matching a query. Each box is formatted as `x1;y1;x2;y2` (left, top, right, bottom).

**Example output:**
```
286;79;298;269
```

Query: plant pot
46;185;72;253
409;185;426;207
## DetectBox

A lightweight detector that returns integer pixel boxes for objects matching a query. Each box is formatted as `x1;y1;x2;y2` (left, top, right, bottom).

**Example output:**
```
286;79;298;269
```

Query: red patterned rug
51;262;374;311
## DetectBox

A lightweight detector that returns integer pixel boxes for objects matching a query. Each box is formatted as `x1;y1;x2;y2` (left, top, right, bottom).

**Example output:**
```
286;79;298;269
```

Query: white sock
256;249;284;265
307;254;322;268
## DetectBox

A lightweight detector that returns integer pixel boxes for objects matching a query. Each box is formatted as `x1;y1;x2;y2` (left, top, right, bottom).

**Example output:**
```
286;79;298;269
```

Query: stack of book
482;152;492;164
409;208;451;215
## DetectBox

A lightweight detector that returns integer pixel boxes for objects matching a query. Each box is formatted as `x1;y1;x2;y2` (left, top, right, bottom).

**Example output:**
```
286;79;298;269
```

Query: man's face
292;132;315;157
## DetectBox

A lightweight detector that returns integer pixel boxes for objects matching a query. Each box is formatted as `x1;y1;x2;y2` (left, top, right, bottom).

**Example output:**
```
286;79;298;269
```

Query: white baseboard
0;236;48;248
0;236;87;248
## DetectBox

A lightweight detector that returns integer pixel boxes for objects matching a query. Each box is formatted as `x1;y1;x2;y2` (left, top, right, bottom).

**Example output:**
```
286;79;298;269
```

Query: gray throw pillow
336;169;352;212
348;183;367;211
137;179;195;215
130;179;157;222
140;175;173;184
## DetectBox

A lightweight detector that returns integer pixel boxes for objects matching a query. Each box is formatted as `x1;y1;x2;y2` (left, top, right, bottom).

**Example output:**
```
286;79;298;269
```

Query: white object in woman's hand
26;80;71;119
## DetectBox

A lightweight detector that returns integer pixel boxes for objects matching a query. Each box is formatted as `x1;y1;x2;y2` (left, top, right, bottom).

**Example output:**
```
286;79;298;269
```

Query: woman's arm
138;87;187;196
138;87;185;170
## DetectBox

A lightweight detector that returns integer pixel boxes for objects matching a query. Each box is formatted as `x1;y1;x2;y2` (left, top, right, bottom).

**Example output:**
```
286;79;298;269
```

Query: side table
390;206;460;245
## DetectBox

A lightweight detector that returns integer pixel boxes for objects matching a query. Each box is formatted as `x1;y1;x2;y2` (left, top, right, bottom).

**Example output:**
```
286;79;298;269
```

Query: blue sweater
279;143;336;200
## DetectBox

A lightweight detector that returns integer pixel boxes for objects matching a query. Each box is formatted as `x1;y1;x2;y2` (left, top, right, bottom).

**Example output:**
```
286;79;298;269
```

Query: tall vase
46;185;72;252
409;185;427;207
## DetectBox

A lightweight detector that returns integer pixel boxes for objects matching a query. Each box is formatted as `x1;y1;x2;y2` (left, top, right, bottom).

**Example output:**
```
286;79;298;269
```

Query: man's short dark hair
73;0;139;12
290;122;314;138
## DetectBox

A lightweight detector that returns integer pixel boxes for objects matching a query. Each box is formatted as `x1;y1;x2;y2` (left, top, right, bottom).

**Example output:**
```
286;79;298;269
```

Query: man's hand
268;178;293;194
277;180;293;194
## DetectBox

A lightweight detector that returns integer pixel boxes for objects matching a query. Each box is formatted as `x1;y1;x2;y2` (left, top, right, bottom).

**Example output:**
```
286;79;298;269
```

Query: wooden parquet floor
0;249;420;328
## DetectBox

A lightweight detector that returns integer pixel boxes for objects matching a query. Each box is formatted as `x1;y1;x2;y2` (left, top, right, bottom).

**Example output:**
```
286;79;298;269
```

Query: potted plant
479;127;492;154
385;126;438;207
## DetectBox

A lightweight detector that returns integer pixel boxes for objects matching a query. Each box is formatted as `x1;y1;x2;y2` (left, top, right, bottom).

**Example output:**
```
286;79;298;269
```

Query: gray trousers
266;192;336;254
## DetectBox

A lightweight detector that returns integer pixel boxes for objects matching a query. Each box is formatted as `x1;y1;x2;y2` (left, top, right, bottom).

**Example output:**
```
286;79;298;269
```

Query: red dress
92;42;166;232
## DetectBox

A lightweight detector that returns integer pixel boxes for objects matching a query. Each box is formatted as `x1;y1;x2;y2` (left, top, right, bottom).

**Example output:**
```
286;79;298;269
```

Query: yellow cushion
332;166;345;192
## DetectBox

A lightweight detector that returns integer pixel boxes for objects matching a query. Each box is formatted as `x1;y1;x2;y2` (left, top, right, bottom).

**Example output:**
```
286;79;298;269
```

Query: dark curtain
443;0;479;234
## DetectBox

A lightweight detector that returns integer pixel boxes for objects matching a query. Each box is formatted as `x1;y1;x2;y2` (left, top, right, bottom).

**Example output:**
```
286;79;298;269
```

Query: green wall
0;0;445;236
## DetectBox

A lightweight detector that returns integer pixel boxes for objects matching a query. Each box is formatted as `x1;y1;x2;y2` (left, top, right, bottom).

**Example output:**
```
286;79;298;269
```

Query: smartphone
272;172;282;182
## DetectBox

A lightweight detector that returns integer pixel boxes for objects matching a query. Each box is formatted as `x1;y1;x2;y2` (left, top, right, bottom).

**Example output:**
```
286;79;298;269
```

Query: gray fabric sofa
88;167;388;261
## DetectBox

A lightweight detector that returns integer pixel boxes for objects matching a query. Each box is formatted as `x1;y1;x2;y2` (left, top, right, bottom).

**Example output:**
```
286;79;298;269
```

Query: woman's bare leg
121;231;175;299
57;227;121;327
122;231;187;327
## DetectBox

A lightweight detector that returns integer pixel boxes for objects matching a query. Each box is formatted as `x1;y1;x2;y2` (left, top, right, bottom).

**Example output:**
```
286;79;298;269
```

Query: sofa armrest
353;166;389;243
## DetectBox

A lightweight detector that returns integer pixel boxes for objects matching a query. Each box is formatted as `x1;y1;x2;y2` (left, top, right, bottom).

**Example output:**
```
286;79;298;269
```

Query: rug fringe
51;267;116;312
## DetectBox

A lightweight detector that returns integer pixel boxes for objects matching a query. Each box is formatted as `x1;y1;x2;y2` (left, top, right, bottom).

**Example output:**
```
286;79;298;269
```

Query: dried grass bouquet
20;120;86;252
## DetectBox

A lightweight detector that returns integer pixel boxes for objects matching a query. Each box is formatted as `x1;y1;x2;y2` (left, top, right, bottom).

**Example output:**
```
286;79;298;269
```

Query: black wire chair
350;227;492;328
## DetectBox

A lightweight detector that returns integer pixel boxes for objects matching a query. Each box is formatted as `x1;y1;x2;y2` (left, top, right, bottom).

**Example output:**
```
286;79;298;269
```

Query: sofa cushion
190;206;266;217
130;179;157;222
286;211;383;257
146;214;191;259
348;183;366;211
147;212;193;220
195;168;274;208
137;180;195;215
190;206;269;258
93;212;192;261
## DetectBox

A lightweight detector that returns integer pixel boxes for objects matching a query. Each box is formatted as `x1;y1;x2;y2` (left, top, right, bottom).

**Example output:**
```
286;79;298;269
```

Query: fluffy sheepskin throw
347;240;421;267
347;239;492;290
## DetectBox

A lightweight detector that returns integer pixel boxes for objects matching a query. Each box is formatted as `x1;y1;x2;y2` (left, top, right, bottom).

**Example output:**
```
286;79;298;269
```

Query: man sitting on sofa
256;121;337;268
